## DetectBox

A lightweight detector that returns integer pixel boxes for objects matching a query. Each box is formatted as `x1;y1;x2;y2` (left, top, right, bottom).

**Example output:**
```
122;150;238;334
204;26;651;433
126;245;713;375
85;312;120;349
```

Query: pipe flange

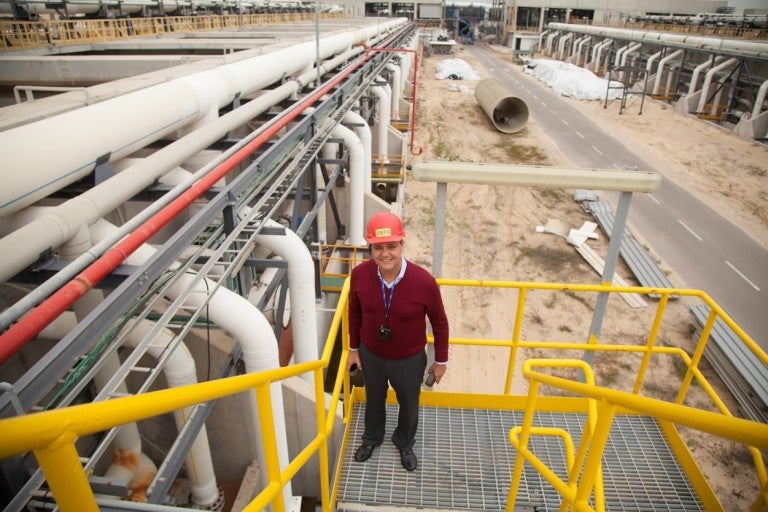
192;487;225;511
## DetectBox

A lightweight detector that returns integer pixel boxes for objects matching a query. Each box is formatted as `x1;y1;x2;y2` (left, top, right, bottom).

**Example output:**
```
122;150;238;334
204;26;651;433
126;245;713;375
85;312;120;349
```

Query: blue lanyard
379;277;396;325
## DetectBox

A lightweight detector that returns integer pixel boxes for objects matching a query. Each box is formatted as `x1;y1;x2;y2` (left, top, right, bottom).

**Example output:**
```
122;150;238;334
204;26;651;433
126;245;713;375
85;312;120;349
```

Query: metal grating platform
336;403;703;511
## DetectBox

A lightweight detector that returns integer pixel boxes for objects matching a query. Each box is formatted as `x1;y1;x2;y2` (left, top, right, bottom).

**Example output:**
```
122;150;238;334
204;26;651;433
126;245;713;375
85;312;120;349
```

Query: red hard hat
365;211;405;244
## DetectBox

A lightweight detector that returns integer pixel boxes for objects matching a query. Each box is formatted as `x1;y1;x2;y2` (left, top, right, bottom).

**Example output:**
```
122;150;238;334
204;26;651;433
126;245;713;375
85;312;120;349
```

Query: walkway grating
336;403;703;511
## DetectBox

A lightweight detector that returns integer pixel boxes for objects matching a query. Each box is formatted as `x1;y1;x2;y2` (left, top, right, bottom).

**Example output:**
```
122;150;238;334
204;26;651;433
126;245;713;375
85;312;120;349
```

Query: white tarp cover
435;58;481;80
525;59;623;101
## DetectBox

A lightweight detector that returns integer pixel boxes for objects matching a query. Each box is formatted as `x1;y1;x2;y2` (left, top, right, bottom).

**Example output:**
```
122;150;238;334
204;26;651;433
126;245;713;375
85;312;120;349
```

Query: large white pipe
344;109;372;186
0;36;385;285
652;49;683;96
587;39;606;71
52;215;157;502
613;42;630;67
255;219;319;380
397;55;409;91
545;32;557;55
330;123;366;246
109;222;294;506
123;320;219;507
314;163;328;244
557;33;573;60
0;19;406;217
645;49;662;79
572;35;590;65
370;84;391;165
620;43;642;67
688;57;722;96
385;63;402;118
593;39;612;72
537;30;550;53
88;219;222;506
696;58;738;113
752;80;768;118
31;300;218;505
548;23;768;58
617;43;642;83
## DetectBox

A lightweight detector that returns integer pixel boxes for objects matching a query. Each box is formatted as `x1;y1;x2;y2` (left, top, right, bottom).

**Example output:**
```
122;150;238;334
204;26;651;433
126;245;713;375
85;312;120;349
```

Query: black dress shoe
399;448;417;471
354;442;380;462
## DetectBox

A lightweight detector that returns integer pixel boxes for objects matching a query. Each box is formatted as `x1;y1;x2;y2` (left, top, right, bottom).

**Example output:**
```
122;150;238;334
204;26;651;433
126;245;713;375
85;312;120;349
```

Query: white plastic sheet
435;59;481;81
525;59;623;101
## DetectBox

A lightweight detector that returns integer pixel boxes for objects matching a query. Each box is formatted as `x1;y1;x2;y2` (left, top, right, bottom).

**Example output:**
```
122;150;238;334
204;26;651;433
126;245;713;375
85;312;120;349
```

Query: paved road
468;46;768;349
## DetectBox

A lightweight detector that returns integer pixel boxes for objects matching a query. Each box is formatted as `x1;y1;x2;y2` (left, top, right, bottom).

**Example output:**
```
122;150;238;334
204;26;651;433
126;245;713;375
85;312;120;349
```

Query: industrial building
0;1;767;511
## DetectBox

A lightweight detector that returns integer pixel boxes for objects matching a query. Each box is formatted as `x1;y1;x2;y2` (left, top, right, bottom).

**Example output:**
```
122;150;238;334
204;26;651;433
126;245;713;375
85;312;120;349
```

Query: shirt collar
378;256;407;288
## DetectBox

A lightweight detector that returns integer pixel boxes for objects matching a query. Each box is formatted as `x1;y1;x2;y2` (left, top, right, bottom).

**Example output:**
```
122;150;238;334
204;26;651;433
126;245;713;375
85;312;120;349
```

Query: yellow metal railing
371;153;406;183
0;281;356;512
1;279;766;511
317;242;368;291
508;359;606;512
0;13;343;51
697;103;729;121
511;357;768;511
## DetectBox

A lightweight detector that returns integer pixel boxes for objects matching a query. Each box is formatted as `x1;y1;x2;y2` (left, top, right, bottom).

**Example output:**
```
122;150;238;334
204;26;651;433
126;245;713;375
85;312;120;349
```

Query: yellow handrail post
676;306;717;404
341;278;353;419
314;365;331;511
36;433;98;512
504;286;527;394
633;291;670;394
251;383;286;512
573;400;615;512
749;478;768;512
506;378;540;512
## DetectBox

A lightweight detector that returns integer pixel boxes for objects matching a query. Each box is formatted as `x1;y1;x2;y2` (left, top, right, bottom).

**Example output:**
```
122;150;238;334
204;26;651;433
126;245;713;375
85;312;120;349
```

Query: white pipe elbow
331;123;366;246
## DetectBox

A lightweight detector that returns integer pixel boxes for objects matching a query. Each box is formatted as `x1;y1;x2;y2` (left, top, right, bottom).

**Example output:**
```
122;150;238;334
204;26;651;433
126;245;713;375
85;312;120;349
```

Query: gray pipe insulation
474;78;529;134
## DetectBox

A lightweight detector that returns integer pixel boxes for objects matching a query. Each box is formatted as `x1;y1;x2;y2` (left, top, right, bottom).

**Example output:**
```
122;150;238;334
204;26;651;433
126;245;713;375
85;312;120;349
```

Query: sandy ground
401;44;767;510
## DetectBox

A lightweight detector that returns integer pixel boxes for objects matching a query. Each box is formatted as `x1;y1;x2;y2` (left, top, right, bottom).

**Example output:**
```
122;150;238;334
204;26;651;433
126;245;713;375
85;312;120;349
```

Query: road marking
533;95;538;100
592;145;603;155
550;110;558;116
561;119;569;126
726;261;761;291
678;220;703;241
575;131;584;139
648;194;660;205
541;102;547;107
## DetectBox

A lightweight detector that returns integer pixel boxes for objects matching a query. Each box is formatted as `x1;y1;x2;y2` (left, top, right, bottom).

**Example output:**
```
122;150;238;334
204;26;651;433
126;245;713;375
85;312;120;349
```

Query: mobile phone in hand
424;371;435;387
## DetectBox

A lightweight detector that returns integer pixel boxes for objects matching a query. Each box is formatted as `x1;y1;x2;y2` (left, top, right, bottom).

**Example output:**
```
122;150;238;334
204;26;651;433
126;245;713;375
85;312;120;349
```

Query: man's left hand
429;363;447;384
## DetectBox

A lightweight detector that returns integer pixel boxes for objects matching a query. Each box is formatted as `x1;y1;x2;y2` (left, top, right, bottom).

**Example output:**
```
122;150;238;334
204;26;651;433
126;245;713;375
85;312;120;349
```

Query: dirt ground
401;43;768;511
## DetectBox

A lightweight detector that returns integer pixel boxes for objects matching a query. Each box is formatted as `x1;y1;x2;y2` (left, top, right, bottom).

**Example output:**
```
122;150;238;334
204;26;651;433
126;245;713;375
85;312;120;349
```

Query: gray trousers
359;343;427;450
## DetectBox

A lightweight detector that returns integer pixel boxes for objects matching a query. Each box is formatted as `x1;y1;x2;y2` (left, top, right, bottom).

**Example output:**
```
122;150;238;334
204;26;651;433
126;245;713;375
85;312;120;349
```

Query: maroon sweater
349;258;449;363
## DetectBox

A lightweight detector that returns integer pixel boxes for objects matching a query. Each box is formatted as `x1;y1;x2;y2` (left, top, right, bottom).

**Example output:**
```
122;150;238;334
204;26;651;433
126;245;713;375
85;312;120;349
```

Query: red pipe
368;45;423;156
0;53;378;364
